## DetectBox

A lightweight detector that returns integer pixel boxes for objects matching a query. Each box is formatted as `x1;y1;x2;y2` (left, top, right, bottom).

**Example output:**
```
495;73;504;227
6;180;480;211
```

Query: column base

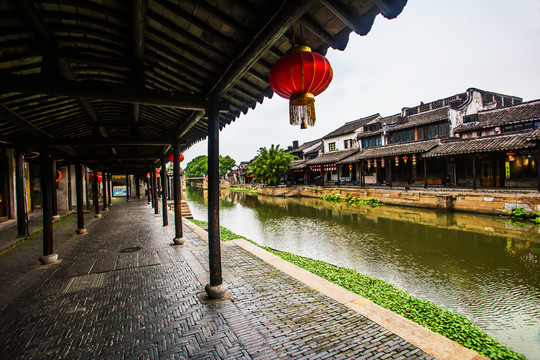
52;215;60;220
76;228;87;235
173;237;185;245
94;213;102;218
39;253;58;265
103;207;108;211
205;282;228;299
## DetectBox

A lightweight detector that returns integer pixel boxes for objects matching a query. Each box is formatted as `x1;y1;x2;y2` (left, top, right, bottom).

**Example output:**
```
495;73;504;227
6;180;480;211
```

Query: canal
186;187;540;359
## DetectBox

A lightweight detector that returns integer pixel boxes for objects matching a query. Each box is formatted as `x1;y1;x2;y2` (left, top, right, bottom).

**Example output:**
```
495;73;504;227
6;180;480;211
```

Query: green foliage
228;187;258;194
502;207;540;224
185;155;208;177
321;194;384;208
185;155;236;177
188;219;247;241
219;155;236;175
249;144;295;185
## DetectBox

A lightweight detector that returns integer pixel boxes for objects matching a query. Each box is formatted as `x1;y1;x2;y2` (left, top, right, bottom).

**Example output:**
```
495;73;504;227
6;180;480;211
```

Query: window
362;136;381;148
328;142;336;151
344;139;352;149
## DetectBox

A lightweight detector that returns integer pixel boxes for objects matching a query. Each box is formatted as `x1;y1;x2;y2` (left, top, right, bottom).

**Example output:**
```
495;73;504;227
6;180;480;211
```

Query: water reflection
187;187;540;359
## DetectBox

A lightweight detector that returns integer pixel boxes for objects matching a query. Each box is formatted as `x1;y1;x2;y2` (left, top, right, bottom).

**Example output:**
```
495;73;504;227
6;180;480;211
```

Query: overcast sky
183;0;540;166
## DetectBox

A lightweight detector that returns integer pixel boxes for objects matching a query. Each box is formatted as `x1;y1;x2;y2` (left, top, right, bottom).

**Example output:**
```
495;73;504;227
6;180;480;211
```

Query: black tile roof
306;148;359;165
289;160;307;170
389;107;449;131
339;139;439;162
453;100;540;133
423;133;536;157
322;114;381;139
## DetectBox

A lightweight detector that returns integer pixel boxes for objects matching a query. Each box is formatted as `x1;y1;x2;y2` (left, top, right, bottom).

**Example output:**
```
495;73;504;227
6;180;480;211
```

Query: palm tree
249;144;295;185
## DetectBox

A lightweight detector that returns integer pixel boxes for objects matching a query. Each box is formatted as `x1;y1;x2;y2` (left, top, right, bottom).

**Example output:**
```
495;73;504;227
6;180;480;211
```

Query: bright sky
183;0;540;166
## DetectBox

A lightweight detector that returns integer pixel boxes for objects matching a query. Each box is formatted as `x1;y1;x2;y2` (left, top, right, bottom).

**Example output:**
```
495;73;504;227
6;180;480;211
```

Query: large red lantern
168;153;184;163
269;46;333;129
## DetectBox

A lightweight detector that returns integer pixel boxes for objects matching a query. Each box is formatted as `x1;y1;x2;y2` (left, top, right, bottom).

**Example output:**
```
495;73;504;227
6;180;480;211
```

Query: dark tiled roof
294;139;322;153
423;133;536;158
289;160;307;170
528;128;540;140
306;148;359;165
322;114;381;139
304;142;323;155
344;140;439;161
453;99;540;133
389;107;449;131
357;129;383;139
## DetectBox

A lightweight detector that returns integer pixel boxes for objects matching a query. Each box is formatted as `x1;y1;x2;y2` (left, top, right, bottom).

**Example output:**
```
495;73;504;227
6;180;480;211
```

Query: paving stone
0;199;435;359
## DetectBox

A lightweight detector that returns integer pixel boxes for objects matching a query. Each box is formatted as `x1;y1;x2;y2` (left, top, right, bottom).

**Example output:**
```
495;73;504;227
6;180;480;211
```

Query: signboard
113;186;131;197
505;161;510;179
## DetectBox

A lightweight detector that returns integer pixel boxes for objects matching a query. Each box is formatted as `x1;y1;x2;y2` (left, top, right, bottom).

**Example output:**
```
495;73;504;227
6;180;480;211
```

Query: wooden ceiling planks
0;0;408;173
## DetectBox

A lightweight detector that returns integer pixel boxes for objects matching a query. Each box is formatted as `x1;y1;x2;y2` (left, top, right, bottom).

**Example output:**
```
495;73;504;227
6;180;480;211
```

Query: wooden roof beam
0;74;209;110
130;0;148;136
209;0;317;98
47;137;175;146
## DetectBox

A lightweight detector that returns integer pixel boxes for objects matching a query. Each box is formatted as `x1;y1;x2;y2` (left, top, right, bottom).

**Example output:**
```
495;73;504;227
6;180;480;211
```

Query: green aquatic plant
321;194;384;208
502;207;540;224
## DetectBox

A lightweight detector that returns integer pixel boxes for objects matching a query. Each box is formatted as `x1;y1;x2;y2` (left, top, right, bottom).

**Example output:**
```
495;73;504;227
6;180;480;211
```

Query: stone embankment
251;185;540;215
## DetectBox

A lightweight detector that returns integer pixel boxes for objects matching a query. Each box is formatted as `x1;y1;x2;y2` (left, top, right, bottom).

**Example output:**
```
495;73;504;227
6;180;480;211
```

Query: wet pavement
0;198;437;359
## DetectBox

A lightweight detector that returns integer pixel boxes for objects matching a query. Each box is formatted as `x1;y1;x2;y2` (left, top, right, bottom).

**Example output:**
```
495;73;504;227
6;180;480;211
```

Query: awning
338;139;439;163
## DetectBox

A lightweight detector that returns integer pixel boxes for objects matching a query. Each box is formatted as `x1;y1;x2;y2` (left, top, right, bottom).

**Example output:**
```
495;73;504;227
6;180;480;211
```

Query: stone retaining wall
255;186;540;215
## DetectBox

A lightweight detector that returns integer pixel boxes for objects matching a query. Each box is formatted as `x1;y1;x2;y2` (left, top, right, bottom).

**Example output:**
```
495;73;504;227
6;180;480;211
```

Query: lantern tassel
290;93;316;128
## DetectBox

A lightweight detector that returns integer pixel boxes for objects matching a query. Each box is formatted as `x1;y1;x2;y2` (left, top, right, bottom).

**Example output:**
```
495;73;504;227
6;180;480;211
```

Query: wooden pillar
103;171;108;210
492;155;497;188
360;161;364;187
39;144;57;263
75;162;86;234
388;160;393;188
126;174;130;202
173;142;184;244
205;97;227;298
85;169;91;210
67;165;72;211
442;158;447;187
161;157;168;226
152;168;159;214
337;164;341;187
472;154;477;190
147;176;151;204
537;144;540;192
423;157;428;189
92;168;100;218
50;159;58;218
135;175;141;198
15;149;27;237
107;173;112;207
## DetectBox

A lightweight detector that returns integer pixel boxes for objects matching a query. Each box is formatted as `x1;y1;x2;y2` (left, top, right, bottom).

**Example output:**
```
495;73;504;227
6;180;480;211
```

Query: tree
249;144;295;185
219;155;236;175
184;155;236;177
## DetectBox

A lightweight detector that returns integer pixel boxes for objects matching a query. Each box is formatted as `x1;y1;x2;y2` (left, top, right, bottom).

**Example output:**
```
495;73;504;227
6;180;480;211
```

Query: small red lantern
374;159;378;168
168;153;184;163
146;172;150;179
381;158;385;168
412;154;417;166
348;164;353;170
403;156;408;164
395;156;399;167
269;46;333;129
506;152;516;156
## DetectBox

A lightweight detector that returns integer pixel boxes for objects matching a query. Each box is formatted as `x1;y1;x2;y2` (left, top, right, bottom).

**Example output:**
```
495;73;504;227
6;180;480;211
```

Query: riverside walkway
0;199;476;359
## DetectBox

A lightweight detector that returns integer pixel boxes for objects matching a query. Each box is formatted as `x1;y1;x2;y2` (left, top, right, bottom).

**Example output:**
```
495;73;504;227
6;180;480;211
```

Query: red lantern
269;46;333;129
146;172;150;179
403;156;408;164
348;164;353;170
168;153;184;163
506;152;516;156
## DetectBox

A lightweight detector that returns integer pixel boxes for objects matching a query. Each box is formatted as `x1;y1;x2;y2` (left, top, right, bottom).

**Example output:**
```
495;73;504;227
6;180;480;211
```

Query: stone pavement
0;198;436;359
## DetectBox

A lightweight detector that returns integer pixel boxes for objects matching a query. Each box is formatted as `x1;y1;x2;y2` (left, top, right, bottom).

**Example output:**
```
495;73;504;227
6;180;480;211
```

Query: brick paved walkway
0;199;435;359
